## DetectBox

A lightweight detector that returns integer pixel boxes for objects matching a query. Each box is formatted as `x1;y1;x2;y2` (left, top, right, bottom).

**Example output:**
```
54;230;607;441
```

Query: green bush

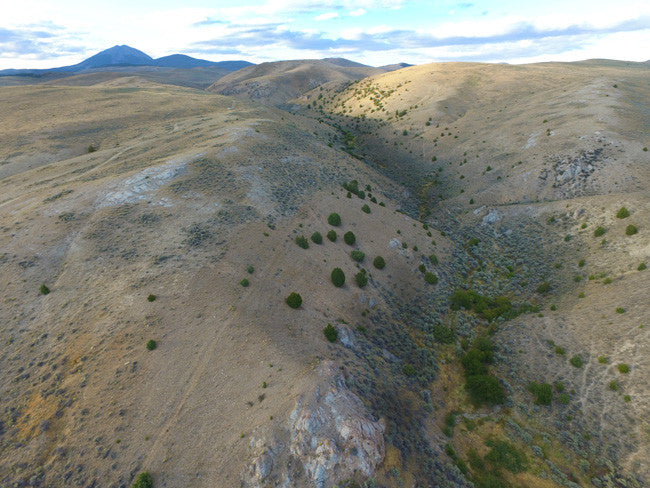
327;230;337;242
485;439;528;473
146;340;157;351
39;284;50;295
616;307;625;314
625;224;638;235
247;265;254;274
132;472;153;488
594;226;606;237
327;213;341;226
331;267;345;287
361;204;371;214
310;231;323;244
355;270;368;288
147;294;156;302
616;207;630;218
323;323;338;342
558;393;570;404
295;235;309;249
432;324;455;344
598;356;609;364
350;250;365;262
429;253;439;265
528;382;553;405
285;292;302;308
638;262;647;271
617;363;630;373
608;380;618;391
465;375;505;405
570;355;583;368
402;364;417;376
343;231;356;246
424;272;438;284
536;281;551;294
240;278;249;287
373;256;386;269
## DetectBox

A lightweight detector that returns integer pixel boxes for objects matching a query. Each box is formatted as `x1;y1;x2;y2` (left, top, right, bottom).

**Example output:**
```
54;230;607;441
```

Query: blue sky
1;0;648;69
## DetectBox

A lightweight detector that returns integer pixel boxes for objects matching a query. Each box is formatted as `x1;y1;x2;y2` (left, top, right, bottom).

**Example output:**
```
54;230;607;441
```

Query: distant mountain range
0;45;254;76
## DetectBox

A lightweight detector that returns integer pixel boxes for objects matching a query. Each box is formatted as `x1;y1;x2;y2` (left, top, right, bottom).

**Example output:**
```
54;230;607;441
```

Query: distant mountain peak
77;45;154;69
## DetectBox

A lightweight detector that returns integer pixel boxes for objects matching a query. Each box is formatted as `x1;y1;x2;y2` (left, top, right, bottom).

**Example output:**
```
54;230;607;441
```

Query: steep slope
295;60;649;485
0;82;466;488
208;59;383;106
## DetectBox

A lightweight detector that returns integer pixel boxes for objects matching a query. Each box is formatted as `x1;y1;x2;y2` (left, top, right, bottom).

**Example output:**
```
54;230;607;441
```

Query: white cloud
349;9;367;17
315;12;339;21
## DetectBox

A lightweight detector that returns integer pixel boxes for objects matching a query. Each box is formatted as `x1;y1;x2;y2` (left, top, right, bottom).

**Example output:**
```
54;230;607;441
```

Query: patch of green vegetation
323;323;338;342
355;270;368;288
536;281;551;294
598;356;609;364
450;289;518;322
247;265;254;274
615;307;626;314
616;207;630;219
467;237;480;247
146;340;157;351
617;363;630;374
327;212;341;226
638;262;647;271
343;231;356;245
285;292;302;309
558;393;570;404
625;224;638;236
402;364;417;376
310;231;323;244
424;272;438;284
578;258;585;267
485;439;528;473
331;267;346;287
147;294;157;302
373;256;386;269
351;250;365;262
528;382;553;405
429;253;438;265
240;278;250;287
608;380;618;391
131;472;153;488
594;226;606;237
432;324;455;344
570;355;583;368
39;284;50;295
554;346;565;356
361;204;371;214
295;235;309;249
327;230;337;242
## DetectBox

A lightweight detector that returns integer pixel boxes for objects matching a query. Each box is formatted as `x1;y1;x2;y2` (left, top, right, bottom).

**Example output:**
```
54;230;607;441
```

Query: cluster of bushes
295;235;309;249
450;289;515;322
343;180;365;199
528;381;552;405
461;336;505;405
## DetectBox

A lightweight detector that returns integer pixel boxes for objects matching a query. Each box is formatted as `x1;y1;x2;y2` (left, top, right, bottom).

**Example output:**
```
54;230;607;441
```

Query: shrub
598;356;609;364
578;258;585;267
485;439;528;473
247;265;254;274
570;355;583;368
343;231;356;245
132;472;153;488
424;272;438;284
146;340;157;351
465;375;505;405
625;224;638;235
554;346;565;355
350;250;365;262
39;284;50;295
403;364;417;376
432;324;455;344
615;307;625;314
355;270;368;287
617;363;630;373
310;231;322;244
240;278;249;287
361;204;371;214
528;382;553;405
429;253;439;265
323;323;338;342
295;235;309;249
147;294;156;302
87;145;97;153
558;393;570;404
594;226;606;237
327;230;337;242
373;256;386;269
331;268;345;287
536;281;551;294
616;207;630;218
285;292;302;308
327;213;341;226
608;381;618;391
638;262;647;271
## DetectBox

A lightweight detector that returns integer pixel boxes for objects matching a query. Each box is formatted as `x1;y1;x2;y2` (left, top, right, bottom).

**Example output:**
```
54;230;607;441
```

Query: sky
1;0;649;69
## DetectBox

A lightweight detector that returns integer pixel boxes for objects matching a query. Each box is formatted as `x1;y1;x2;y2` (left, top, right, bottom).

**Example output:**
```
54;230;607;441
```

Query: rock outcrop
242;362;385;487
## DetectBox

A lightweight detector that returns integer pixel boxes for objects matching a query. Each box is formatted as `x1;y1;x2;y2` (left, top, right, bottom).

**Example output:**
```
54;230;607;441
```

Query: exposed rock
242;361;385;488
